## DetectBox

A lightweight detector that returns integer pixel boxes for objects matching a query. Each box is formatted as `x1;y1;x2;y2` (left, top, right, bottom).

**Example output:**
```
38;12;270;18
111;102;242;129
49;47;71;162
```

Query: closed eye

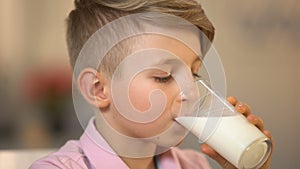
154;75;173;83
192;73;202;80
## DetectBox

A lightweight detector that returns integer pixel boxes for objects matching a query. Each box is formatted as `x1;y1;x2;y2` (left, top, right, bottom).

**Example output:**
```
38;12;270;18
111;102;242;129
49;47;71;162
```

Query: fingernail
252;117;258;124
237;104;245;111
228;96;237;101
237;103;243;107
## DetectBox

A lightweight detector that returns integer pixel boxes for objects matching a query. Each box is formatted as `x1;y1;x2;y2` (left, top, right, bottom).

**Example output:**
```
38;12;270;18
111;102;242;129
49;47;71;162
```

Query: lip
171;113;178;119
172;120;189;134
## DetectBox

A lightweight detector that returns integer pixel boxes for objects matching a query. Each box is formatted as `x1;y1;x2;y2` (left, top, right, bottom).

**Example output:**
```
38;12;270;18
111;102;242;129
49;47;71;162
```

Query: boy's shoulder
29;140;211;169
29;140;90;169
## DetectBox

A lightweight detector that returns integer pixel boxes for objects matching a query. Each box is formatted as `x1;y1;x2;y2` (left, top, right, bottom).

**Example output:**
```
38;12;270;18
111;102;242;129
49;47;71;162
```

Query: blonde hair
66;0;215;75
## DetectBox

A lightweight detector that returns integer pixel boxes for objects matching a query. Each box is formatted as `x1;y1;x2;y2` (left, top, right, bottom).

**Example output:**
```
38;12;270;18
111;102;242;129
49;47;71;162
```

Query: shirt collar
79;117;129;169
79;117;182;169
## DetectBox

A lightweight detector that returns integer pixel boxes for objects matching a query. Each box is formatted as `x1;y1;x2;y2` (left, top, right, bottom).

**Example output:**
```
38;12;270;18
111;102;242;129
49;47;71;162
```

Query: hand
200;96;274;169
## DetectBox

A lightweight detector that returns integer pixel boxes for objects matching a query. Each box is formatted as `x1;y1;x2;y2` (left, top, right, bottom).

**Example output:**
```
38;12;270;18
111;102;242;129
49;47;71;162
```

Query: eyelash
154;75;173;83
193;73;201;79
154;73;201;83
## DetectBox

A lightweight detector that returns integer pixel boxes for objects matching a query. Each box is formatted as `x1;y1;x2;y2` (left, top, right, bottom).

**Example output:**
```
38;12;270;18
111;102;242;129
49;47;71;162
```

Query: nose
177;88;198;102
178;91;187;102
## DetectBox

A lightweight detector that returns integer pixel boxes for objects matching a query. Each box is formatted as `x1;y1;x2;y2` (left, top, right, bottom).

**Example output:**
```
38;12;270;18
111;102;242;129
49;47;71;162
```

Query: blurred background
0;0;299;168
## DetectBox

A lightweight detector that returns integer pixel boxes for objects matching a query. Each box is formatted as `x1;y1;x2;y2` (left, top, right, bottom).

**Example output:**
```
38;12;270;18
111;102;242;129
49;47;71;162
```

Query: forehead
136;34;201;66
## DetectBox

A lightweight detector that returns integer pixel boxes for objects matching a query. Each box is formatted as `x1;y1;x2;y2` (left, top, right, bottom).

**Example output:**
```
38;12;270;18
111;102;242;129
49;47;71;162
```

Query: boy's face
103;34;201;146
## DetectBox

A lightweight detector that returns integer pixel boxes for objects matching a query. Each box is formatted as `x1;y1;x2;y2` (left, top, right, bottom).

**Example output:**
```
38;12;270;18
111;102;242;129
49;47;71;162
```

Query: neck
121;156;157;169
95;114;157;157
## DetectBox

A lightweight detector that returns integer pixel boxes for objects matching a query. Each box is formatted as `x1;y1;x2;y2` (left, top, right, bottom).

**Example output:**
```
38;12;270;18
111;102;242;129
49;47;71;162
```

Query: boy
31;0;273;168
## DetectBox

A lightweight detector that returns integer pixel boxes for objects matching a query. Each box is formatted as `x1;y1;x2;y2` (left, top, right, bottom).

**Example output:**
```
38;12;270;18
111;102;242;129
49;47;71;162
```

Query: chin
148;123;188;148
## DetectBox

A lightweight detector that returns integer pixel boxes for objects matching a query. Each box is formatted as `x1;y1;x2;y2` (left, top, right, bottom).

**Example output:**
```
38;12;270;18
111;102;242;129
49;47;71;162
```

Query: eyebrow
152;58;179;72
150;57;178;66
158;56;200;68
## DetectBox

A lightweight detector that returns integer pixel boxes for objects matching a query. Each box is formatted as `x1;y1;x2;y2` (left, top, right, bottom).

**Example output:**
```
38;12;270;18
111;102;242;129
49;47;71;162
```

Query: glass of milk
175;79;272;169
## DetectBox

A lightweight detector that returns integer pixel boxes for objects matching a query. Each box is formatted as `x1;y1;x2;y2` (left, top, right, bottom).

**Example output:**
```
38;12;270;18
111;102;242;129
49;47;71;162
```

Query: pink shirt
30;118;211;169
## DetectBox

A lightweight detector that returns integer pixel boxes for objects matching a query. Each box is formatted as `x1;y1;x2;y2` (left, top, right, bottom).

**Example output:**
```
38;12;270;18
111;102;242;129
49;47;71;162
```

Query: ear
77;67;110;108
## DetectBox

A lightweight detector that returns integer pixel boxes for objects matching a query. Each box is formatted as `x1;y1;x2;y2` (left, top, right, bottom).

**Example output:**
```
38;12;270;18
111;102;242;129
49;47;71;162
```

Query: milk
176;115;270;168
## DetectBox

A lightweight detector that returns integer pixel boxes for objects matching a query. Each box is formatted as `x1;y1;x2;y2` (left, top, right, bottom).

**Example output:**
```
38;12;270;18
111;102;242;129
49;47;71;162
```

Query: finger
264;130;272;140
201;144;235;169
226;96;238;106
200;143;218;158
247;114;264;131
259;130;274;169
264;130;274;149
235;102;252;116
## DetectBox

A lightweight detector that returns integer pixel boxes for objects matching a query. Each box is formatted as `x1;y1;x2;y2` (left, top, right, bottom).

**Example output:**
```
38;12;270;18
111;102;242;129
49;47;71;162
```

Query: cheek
129;83;152;112
127;82;182;137
129;82;179;115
